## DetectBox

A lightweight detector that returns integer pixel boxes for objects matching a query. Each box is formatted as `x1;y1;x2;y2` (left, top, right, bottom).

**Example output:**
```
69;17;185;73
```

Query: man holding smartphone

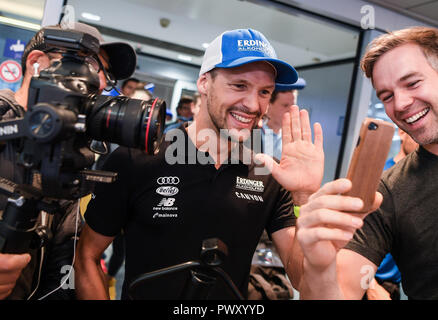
294;26;438;300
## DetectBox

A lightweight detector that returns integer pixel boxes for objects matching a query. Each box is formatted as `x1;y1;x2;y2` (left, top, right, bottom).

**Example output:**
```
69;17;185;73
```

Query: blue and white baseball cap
276;77;307;91
200;28;298;86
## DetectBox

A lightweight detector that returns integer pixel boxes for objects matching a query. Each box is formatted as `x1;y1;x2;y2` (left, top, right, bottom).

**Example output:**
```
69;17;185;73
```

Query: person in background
165;110;173;123
261;78;306;160
164;95;195;133
192;92;201;119
120;78;140;97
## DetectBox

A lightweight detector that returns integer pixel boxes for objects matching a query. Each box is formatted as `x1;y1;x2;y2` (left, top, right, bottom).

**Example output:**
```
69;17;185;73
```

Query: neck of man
187;117;239;170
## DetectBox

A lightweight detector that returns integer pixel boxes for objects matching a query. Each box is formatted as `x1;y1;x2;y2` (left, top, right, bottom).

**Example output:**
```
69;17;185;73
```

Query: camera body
0;28;165;253
0;28;165;199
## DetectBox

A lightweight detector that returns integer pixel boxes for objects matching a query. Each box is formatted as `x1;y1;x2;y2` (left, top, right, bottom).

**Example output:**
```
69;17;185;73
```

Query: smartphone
343;118;395;213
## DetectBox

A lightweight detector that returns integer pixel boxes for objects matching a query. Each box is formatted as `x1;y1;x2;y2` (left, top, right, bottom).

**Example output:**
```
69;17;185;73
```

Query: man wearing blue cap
261;78;307;160
75;28;324;299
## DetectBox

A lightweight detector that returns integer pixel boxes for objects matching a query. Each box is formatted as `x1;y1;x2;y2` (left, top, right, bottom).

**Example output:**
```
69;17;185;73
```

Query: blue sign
3;38;25;60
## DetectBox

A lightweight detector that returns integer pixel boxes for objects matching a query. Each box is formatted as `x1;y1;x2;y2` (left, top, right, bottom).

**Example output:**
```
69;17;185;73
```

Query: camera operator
0;22;136;300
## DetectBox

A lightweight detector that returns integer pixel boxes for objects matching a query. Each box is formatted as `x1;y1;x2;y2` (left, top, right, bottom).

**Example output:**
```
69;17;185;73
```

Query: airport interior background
0;0;437;300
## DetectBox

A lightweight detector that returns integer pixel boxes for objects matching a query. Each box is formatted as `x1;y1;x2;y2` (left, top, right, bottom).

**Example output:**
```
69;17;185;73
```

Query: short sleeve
265;187;295;236
84;147;132;237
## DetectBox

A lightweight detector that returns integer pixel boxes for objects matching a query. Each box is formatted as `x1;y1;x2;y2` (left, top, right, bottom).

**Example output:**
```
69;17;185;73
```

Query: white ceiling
66;0;359;68
0;0;45;22
365;0;438;26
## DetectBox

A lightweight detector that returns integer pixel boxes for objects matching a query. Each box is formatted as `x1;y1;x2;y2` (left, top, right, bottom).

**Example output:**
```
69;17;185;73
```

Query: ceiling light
202;43;209;49
0;16;40;30
177;54;192;62
81;12;101;21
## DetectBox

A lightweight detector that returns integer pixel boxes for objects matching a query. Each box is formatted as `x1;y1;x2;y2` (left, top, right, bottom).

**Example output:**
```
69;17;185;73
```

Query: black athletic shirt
85;125;295;299
345;146;438;299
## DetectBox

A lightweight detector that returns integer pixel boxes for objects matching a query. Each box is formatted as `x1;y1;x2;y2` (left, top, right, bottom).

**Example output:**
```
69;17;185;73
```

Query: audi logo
157;176;180;185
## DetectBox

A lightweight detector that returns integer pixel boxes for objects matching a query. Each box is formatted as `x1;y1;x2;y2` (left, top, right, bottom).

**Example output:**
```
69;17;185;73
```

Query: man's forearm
75;258;109;300
299;259;344;300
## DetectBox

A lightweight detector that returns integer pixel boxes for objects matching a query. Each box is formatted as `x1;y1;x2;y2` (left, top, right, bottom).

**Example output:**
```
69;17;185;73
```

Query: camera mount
128;238;244;300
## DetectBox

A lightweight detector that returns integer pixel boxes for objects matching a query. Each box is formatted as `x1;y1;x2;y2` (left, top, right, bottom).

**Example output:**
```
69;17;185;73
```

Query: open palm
257;105;324;194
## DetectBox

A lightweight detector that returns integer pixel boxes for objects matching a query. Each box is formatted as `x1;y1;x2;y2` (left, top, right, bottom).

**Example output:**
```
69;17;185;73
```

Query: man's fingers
371;192;383;212
0;285;13;300
306;193;364;213
297;208;363;230
290;105;302;141
300;109;312;142
0;253;31;273
313;122;323;149
254;153;277;175
309;178;353;201
0;254;30;300
297;227;354;247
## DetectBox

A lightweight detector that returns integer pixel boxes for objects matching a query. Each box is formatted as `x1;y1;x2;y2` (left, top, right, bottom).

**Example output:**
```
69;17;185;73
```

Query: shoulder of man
0;89;25;120
380;148;421;192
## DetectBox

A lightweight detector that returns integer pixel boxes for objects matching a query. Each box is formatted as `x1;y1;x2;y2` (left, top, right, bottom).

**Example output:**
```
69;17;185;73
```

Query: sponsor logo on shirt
235;176;264;193
152;212;178;219
157;197;176;207
152;197;178;219
235;192;264;202
153;177;181;219
157;176;180;185
156;186;179;196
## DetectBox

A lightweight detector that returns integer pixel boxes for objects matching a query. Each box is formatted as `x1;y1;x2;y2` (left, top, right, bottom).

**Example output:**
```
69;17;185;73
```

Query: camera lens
86;95;166;154
368;122;378;131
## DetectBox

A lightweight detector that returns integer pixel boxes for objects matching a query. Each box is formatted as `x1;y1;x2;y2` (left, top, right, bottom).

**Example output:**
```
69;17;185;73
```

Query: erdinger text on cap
200;28;298;86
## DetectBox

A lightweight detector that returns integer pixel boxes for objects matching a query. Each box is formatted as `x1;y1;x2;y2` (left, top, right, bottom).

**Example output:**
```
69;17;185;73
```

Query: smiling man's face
373;43;438;147
201;61;276;142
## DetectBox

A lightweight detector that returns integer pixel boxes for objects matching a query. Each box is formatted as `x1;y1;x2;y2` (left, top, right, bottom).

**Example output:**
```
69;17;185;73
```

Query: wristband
294;205;300;218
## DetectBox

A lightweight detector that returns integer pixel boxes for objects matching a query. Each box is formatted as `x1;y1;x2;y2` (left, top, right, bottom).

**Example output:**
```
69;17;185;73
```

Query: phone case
343;118;395;213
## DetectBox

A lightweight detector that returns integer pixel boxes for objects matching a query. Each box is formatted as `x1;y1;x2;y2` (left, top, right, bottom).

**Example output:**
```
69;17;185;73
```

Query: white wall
297;62;355;184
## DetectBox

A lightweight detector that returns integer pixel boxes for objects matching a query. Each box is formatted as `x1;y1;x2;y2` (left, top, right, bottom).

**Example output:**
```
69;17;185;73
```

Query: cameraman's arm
75;223;114;300
0;253;31;299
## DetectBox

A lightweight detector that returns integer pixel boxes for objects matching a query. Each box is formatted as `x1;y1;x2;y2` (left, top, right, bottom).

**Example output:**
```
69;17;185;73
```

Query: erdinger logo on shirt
235;177;264;203
236;176;264;192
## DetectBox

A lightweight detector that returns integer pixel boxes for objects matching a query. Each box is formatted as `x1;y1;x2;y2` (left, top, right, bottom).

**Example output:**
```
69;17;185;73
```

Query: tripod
128;238;244;300
0;176;57;253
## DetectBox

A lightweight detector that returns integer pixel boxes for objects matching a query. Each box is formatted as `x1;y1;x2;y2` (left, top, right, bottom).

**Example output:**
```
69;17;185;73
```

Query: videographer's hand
0;253;31;299
296;178;382;272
